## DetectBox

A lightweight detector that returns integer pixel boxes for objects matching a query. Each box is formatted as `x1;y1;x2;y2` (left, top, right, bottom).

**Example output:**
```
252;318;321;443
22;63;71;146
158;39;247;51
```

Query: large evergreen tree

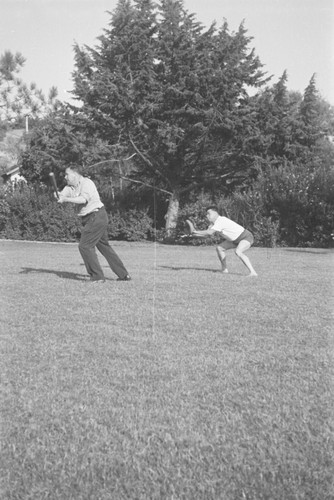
0;51;59;125
70;0;268;230
298;74;330;150
20;106;113;185
241;72;334;168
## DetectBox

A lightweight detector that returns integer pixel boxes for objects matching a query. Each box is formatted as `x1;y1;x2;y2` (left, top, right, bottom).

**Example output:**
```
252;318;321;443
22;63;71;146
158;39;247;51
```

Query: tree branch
87;157;172;195
128;133;172;187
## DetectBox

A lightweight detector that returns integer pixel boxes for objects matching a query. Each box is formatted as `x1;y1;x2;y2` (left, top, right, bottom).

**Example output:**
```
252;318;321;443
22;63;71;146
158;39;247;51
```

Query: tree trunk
165;190;180;236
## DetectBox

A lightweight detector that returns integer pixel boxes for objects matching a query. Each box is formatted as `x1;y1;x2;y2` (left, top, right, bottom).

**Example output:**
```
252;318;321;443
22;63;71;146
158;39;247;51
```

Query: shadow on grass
282;248;333;254
20;267;89;281
159;265;242;275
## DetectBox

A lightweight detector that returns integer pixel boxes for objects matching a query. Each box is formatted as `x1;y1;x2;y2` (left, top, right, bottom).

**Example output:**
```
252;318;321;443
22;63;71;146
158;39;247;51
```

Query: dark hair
206;205;219;213
64;165;85;175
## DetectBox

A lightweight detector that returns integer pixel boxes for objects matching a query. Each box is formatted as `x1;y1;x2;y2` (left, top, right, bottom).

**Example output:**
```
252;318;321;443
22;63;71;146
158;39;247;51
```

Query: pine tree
0;51;58;125
298;74;326;149
70;0;268;230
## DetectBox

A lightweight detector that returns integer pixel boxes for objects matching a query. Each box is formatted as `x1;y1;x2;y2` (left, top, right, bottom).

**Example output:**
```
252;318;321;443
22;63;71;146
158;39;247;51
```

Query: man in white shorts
190;206;257;276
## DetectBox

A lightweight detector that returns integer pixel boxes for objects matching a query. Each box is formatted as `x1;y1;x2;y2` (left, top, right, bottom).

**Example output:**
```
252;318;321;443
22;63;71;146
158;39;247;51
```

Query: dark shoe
117;275;131;281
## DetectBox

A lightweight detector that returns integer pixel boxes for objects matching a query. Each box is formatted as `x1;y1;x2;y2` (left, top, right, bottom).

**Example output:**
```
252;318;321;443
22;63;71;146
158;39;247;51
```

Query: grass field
1;240;333;500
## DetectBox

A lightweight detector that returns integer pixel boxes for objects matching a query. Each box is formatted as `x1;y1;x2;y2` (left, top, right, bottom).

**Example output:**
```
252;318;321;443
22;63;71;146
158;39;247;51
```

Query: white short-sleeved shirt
60;176;104;216
211;216;244;242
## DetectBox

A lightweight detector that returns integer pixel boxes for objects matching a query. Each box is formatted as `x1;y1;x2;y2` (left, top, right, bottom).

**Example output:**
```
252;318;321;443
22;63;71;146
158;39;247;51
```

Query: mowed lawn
0;240;333;500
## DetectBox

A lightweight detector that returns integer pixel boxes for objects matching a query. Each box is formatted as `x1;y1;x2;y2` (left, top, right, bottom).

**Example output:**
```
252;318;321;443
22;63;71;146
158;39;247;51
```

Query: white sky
0;0;333;104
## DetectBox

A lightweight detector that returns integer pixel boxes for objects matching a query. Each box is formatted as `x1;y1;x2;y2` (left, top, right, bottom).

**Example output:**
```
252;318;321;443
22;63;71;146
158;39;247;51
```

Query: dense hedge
0;184;154;242
176;192;280;247
1;162;333;248
176;163;334;248
0;186;81;242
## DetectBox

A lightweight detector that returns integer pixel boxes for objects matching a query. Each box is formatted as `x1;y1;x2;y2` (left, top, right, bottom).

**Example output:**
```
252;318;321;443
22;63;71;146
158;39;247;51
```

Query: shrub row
176;192;280;247
1;161;333;248
0;185;154;242
176;163;334;248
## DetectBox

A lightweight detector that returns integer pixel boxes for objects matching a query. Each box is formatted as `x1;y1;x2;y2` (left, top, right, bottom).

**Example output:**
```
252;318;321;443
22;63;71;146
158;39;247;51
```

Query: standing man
189;206;258;276
57;166;131;283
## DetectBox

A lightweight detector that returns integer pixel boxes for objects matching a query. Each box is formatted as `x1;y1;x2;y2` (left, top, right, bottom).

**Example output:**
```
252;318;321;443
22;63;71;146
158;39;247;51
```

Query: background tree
20;105;116;186
17;0;333;246
296;74;333;158
233;72;334;246
0;50;59;126
70;0;268;232
239;72;334;171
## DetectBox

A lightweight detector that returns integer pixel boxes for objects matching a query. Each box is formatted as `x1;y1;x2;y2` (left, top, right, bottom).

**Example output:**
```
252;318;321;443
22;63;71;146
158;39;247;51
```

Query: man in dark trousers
57;166;131;283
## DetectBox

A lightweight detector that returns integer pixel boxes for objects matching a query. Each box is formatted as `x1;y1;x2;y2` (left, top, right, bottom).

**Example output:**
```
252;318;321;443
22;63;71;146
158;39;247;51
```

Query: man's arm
56;186;87;205
58;195;87;205
192;228;216;237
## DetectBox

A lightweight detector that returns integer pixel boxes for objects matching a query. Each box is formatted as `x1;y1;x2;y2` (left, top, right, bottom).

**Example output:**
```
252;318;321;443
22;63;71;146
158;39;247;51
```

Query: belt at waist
80;206;105;218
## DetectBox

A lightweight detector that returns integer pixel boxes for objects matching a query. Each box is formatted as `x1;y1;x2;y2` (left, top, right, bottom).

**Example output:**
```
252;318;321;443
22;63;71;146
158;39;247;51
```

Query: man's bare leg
235;241;258;276
216;246;228;273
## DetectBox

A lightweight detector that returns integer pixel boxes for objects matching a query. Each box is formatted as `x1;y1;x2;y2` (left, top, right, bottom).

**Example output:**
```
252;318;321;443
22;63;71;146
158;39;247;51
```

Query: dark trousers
78;207;129;280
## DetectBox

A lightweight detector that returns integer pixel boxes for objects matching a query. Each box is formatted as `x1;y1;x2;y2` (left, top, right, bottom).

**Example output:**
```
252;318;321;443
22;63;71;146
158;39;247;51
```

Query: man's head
64;166;81;186
206;205;220;224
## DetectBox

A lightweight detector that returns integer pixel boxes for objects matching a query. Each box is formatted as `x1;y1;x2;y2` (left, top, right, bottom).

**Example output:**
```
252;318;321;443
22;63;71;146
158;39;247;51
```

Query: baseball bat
49;172;59;199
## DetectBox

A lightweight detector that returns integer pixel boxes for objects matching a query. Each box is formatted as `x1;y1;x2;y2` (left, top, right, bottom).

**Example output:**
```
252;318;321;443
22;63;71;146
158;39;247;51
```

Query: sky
0;0;333;104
